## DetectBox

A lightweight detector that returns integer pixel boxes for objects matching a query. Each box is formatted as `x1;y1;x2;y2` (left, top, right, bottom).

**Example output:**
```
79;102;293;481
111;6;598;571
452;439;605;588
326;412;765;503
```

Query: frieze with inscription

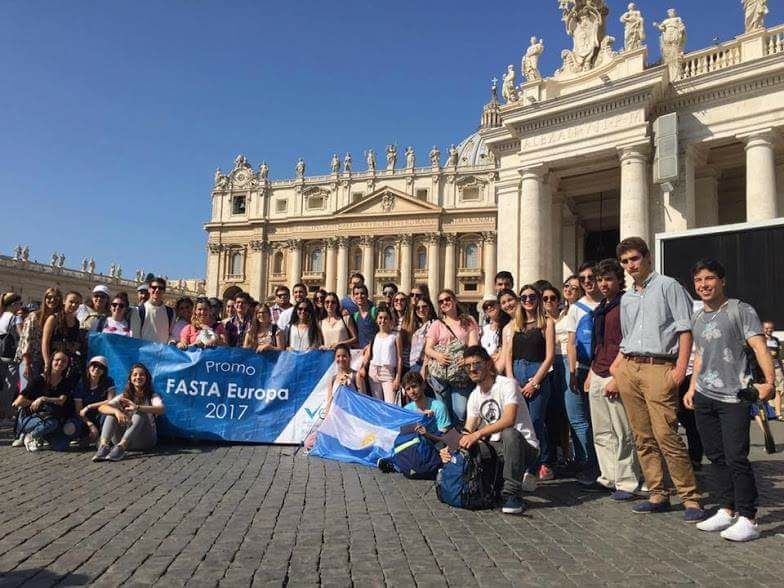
521;110;645;150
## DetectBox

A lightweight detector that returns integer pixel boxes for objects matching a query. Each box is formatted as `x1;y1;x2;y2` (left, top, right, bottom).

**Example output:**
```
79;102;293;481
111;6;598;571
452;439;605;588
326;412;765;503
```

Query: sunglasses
579;275;596;283
276;292;290;298
465;361;484;371
296;306;309;312
149;285;164;291
437;298;452;305
416;305;429;311
383;290;396;296
542;295;558;303
410;292;422;298
111;302;126;308
520;294;538;303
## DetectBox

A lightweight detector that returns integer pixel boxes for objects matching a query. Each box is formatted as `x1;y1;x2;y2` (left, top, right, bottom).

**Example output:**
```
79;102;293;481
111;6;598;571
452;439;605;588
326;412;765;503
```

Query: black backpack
0;316;18;360
436;439;503;510
137;304;174;332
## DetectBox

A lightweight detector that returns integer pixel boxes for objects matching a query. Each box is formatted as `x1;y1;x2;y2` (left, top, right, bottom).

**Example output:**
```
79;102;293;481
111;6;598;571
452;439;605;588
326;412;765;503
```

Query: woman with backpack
320;293;356;349
361;307;402;403
100;295;132;337
178;298;226;349
278;299;323;351
244;303;279;352
425;289;480;423
92;363;165;462
505;284;556;480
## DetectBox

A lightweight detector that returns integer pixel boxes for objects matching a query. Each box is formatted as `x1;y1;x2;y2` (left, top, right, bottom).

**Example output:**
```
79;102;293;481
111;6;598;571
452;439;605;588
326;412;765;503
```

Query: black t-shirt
21;374;76;419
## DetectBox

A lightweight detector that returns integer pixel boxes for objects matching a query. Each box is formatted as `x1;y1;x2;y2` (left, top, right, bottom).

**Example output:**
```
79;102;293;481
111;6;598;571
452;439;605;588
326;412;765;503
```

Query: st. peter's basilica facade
205;1;784;304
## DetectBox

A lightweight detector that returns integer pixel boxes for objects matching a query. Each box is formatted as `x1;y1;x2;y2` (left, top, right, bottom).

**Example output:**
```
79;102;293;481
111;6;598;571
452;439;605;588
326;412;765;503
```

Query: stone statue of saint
234;154;249;169
214;168;222;185
295;157;306;178
502;64;518;102
116;266;123;279
330;153;340;174
88;257;95;273
57;254;65;268
405;146;415;169
620;3;645;51
50;252;58;268
448;144;459;167
385;145;397;171
654;9;687;79
108;263;116;278
22;246;29;262
429;146;441;168
366;149;376;173
344;152;352;173
259;161;269;180
743;0;768;33
523;37;544;82
81;257;88;272
14;245;22;261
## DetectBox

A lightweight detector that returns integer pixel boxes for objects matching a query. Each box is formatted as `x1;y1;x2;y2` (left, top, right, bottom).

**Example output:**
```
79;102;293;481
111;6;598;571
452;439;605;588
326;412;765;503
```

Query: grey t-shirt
692;301;762;403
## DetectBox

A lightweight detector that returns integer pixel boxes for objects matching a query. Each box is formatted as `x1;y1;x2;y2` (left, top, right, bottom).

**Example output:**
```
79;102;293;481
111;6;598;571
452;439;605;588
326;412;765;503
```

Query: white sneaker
697;509;735;532
23;433;39;452
521;471;538;493
11;438;24;447
720;516;760;542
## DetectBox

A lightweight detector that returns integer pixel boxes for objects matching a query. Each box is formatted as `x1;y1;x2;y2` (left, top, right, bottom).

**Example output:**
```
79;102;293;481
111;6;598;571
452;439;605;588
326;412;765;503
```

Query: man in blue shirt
403;371;450;435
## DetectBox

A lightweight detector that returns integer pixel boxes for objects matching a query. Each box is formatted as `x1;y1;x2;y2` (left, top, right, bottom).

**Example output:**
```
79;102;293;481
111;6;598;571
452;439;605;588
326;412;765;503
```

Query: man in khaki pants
610;237;706;522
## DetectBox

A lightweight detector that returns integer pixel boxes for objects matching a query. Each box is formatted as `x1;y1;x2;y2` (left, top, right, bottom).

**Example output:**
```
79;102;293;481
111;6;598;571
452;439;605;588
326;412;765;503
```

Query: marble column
443;234;457;292
495;179;521;282
576;223;585;266
519;165;550;283
426;233;441;296
481;232;497;297
335;237;349;297
398;235;412;293
207;243;222;297
741;130;778;221
287;239;303;289
249;240;269;302
551;193;563;287
695;167;719;228
776;162;784;218
324;238;337;293
360;235;375;297
562;214;576;280
619;145;651;242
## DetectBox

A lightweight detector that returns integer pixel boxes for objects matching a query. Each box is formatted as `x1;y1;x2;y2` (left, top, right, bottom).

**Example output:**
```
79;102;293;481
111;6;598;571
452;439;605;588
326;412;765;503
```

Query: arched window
464;243;480;269
273;251;284;274
230;251;243;276
309;248;323;272
415;246;427;269
351;247;362;272
382;245;396;270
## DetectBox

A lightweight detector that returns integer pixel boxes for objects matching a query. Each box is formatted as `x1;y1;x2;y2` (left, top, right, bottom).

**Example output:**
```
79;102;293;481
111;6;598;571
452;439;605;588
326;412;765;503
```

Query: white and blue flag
309;386;428;468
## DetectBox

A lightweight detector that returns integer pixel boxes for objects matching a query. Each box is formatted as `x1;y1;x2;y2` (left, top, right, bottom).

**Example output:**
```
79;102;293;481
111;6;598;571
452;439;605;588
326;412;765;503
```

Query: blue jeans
513;359;551;471
431;380;472;425
19;413;70;451
552;356;597;468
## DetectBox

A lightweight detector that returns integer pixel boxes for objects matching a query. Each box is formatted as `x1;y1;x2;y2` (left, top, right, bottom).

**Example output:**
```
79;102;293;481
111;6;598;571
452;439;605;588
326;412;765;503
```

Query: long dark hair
289;299;323;347
123;363;154;404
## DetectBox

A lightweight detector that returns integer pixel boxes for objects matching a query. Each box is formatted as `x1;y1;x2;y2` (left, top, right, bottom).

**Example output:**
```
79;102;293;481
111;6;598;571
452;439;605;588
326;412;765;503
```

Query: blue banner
88;333;337;444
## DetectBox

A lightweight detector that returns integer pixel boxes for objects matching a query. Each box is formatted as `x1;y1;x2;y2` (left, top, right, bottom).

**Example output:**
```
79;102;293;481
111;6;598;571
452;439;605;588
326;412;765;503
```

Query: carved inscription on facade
521;110;645;150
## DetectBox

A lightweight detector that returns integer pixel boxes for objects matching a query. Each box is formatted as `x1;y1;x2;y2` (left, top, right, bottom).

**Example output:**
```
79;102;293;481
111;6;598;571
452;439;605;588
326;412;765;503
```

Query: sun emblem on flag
360;433;377;447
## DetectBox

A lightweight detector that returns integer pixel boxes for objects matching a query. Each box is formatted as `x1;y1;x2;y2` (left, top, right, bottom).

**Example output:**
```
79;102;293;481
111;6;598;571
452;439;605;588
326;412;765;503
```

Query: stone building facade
206;2;784;303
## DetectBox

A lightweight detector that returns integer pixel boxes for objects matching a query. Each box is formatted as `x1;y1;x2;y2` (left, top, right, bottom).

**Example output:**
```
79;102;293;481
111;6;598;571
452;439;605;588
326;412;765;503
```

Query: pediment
335;187;442;216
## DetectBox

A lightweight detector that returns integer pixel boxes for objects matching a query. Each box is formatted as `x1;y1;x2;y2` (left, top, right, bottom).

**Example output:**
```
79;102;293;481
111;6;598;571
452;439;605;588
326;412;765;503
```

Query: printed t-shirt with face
404;397;451;434
465;375;538;447
692;301;763;403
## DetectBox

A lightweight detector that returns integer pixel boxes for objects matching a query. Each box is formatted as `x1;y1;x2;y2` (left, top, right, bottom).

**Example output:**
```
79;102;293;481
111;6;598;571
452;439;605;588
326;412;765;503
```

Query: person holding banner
243;303;279;352
178;298;226;349
362;308;403;404
279;299;323;351
93;363;165;462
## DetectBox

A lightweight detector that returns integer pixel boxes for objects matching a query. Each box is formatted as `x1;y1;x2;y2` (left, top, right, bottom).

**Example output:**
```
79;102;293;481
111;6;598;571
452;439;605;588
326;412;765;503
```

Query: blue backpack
573;301;595;365
436;440;502;510
391;435;442;480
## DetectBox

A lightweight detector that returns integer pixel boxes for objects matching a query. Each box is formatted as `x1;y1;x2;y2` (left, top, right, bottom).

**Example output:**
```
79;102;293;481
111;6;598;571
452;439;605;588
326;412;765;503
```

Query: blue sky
1;0;750;278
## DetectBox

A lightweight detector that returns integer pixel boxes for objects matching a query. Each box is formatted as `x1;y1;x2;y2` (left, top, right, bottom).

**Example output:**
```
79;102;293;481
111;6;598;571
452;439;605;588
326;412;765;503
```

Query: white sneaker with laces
720;516;760;542
11;438;24;447
521;471;538;493
697;509;735;532
23;433;36;452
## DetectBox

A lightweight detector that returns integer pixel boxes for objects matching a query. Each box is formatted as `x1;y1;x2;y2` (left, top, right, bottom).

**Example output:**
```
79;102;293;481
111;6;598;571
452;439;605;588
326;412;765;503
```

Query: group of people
1;236;781;540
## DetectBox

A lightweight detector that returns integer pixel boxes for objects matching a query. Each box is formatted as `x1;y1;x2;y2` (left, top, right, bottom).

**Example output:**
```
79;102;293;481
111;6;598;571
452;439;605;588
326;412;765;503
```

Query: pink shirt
426;318;479;347
180;323;226;346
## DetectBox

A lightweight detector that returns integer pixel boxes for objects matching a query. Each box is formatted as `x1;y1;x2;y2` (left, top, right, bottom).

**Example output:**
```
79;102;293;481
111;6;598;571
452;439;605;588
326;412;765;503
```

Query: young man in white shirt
276;283;308;331
130;277;174;344
440;345;539;515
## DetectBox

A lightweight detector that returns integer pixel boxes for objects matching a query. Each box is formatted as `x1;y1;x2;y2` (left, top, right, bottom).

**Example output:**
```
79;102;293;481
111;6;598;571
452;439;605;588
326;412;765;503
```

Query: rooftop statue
556;0;611;75
654;8;687;80
620;3;645;51
405;146;415;169
448;144;459;167
14;245;22;261
367;149;376;173
88;257;95;273
502;64;518;103
523;37;544;82
296;157;306;178
234;154;250;169
81;257;88;272
259;161;269;180
386;144;397;171
344;152;352;173
22;246;29;262
429;146;441;168
743;0;768;33
330;153;341;174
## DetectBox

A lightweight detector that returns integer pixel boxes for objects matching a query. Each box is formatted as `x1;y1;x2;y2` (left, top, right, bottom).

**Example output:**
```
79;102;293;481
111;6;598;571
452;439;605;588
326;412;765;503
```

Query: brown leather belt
623;354;675;366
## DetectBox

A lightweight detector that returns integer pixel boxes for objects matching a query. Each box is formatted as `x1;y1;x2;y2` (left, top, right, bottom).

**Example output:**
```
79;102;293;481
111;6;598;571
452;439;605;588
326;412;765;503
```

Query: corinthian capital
396;234;412;246
424;232;442;245
335;236;349;248
285;238;303;250
444;233;459;245
325;237;338;249
480;231;497;244
359;235;375;247
207;242;223;254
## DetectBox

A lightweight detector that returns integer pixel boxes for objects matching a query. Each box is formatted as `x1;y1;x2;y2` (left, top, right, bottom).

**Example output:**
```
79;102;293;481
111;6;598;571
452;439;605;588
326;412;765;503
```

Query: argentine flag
309;386;428;468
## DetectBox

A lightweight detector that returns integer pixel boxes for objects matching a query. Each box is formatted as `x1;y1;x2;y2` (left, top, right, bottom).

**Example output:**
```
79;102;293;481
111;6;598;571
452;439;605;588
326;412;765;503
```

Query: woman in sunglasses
391;292;412;375
312;289;328;322
425;289;480;423
408;297;437;378
16;288;63;383
480;297;509;363
505;284;556;481
101;296;132;337
320;293;356;349
279;299;323;351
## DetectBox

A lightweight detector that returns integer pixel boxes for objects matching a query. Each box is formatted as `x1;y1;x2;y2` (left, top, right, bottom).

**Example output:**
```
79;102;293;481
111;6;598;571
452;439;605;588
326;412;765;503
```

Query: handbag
428;320;471;388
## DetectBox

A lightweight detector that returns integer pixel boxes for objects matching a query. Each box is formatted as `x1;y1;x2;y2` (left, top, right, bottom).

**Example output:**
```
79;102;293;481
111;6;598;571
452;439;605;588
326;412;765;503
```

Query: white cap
92;284;111;297
89;355;108;369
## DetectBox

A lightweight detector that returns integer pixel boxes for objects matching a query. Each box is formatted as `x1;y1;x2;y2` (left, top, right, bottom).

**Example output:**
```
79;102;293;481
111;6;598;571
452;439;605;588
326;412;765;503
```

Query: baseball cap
137;284;149;292
88;355;109;369
92;285;111;297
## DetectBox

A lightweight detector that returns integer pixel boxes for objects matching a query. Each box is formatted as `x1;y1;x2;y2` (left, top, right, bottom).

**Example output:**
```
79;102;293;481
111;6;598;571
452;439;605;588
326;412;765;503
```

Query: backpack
573;301;595;365
352;305;378;328
137;304;174;333
436;440;502;510
390;435;442;480
0;314;17;360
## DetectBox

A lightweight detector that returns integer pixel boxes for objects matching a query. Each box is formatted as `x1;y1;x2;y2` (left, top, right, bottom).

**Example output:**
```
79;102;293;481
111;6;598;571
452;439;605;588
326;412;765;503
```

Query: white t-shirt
480;323;501;357
102;317;132;337
277;306;295;331
466;375;538;448
565;296;600;366
0;312;19;335
130;302;172;344
371;332;398;366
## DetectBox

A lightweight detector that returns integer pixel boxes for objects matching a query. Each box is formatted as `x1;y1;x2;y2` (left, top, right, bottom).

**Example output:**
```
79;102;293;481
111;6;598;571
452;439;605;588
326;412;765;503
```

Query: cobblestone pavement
0;422;782;587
